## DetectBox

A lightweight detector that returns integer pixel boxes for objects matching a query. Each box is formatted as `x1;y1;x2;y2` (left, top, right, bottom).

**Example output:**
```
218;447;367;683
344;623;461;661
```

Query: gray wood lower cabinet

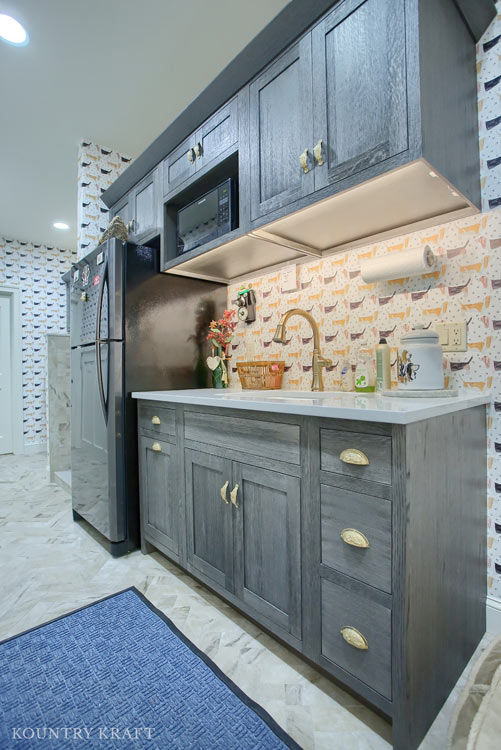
137;400;487;750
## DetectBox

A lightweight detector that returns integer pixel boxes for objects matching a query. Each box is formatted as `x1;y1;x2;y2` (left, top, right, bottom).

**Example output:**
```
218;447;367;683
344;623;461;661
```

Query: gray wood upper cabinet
185;449;234;591
233;463;302;640
110;168;160;243
311;0;408;189
163;98;238;197
249;0;408;221
249;38;314;221
138;435;179;561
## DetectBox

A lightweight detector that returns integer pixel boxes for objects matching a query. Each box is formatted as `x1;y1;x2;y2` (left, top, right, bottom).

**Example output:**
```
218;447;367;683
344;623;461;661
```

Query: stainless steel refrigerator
69;239;224;556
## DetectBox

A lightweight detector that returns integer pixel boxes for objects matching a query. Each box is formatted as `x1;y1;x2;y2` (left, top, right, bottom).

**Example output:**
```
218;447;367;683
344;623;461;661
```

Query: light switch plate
435;321;467;352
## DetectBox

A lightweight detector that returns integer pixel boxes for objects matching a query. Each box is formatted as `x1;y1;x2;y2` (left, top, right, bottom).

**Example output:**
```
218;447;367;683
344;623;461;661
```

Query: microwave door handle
96;340;109;425
95;257;109;343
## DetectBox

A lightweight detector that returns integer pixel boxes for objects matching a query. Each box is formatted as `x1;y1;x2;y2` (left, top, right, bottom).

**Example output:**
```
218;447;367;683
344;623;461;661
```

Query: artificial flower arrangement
206;309;237;388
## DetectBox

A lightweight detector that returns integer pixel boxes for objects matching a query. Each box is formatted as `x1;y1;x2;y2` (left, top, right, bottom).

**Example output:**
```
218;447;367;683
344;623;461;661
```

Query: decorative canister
397;324;444;390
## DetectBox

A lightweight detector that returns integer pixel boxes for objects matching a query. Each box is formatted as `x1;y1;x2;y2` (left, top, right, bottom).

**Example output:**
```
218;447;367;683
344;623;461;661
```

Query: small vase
212;362;226;389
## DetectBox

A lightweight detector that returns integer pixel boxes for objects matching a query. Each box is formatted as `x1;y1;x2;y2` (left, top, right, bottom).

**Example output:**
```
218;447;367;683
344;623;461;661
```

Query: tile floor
0;453;493;749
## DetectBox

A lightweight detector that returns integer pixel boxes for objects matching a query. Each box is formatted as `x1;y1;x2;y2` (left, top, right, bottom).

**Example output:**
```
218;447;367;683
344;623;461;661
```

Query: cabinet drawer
321;578;391;700
321;484;391;593
184;411;300;465
138;403;176;438
320;429;391;485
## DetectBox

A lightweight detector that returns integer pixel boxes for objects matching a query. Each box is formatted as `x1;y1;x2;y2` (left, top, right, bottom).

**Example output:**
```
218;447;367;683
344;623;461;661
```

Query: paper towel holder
360;244;436;283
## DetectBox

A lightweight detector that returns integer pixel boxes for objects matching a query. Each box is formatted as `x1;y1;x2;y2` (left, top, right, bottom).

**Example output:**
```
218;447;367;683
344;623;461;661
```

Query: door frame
0;286;23;454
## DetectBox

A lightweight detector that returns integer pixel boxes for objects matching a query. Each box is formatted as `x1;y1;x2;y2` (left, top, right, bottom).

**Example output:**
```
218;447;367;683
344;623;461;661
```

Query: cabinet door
110;195;130;226
185;449;234;590
139;435;179;560
312;0;408;190
163;135;197;196
130;169;159;242
233;463;302;640
249;37;314;221
196;98;238;172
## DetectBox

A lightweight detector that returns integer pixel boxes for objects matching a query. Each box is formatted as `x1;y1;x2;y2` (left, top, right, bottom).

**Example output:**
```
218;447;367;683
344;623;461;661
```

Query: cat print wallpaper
0;238;76;447
77;140;133;258
226;8;501;602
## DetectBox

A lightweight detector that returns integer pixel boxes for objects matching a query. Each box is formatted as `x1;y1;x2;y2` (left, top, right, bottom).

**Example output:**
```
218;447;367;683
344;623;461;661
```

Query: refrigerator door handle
95;256;109;343
96;339;109;425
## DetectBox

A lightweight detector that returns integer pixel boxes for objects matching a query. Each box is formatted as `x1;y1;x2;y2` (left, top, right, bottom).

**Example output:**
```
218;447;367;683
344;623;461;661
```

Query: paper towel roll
360;245;435;283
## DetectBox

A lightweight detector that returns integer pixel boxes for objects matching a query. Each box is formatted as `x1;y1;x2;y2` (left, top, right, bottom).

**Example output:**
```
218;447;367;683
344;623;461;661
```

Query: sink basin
209;389;355;401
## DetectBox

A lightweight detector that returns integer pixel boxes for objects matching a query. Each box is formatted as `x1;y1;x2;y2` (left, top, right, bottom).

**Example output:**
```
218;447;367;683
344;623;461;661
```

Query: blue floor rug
0;588;301;749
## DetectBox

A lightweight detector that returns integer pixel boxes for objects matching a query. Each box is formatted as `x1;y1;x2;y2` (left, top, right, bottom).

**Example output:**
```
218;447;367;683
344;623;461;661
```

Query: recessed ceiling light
0;14;29;46
53;222;69;230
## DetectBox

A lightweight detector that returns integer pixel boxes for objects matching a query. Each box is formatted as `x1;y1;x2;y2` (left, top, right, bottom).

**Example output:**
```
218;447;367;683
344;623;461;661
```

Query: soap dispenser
354;341;375;393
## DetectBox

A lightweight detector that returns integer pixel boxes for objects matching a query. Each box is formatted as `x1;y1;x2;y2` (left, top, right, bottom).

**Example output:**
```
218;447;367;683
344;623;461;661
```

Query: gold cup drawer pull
340;528;370;548
151;416;161;425
220;480;229;504
151;442;162;452
194;142;202;158
187;147;195;163
340;626;369;650
339;448;369;466
299;148;309;173
230;483;239;508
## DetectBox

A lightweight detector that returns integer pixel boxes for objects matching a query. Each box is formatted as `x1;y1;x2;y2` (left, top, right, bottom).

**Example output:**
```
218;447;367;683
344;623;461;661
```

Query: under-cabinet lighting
53;222;69;230
0;15;28;46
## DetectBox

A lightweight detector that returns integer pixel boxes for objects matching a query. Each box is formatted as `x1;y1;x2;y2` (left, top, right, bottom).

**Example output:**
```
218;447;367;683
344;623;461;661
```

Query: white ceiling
0;0;289;250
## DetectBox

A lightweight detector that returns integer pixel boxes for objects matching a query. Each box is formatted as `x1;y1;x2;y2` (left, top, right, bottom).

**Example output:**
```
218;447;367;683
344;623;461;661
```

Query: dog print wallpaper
226;8;501;602
0;238;76;447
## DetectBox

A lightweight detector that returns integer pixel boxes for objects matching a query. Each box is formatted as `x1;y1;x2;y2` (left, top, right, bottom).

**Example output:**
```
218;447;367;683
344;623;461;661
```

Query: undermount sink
209;389;355;401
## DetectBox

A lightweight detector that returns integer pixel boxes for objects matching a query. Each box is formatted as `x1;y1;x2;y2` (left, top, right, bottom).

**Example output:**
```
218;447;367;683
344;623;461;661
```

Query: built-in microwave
176;178;236;255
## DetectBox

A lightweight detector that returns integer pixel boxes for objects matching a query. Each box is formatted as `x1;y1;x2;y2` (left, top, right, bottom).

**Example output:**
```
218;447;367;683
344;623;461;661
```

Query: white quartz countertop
131;388;491;425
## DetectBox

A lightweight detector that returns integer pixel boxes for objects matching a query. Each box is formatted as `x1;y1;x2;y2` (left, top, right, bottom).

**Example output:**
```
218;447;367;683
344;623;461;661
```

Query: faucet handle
318;355;332;367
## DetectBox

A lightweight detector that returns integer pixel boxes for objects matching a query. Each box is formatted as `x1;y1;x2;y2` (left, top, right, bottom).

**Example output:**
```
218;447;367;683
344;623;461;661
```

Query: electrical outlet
435;321;467;352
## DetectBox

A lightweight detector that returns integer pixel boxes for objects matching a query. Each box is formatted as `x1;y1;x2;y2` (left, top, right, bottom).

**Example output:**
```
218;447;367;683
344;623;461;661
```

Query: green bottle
354;340;375;393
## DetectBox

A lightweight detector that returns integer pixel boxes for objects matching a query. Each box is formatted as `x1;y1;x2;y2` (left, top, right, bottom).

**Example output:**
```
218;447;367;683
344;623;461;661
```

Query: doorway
0;287;23;454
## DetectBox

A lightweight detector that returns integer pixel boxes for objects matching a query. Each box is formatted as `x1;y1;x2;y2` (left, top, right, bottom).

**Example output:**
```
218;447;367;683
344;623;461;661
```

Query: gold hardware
273;309;332;391
220;480;229;504
299;149;309;173
151;442;162;452
194;142;202;158
187;148;195;163
340;528;370;548
339;448;369;466
151;416;161;425
230;483;239;508
340;626;369;650
127;219;135;234
80;292;88;302
313;139;324;166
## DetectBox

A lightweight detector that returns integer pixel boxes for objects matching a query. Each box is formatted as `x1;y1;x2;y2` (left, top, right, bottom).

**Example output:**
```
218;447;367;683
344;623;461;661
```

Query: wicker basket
236;361;285;390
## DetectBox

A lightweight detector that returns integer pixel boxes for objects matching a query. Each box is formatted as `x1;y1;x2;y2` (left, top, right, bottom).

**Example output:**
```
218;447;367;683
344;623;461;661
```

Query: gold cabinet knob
194;142;202;158
187;148;195;163
80;292;88;302
340;528;370;548
299;148;309;173
340;626;368;650
151;416;161;425
151;442;162;452
127;219;135;233
220;480;229;504
230;483;239;508
339;448;369;465
313;139;324;166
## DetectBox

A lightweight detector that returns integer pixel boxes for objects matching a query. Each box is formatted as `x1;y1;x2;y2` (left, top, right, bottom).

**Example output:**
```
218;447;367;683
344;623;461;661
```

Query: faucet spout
273;308;332;391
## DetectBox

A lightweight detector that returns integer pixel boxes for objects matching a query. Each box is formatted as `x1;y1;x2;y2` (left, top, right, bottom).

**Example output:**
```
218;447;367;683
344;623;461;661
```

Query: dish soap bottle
354;341;375;393
340;359;354;391
376;337;391;392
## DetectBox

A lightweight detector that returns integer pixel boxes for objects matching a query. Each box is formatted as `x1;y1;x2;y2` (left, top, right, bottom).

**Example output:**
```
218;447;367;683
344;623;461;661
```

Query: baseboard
22;442;47;455
486;596;501;634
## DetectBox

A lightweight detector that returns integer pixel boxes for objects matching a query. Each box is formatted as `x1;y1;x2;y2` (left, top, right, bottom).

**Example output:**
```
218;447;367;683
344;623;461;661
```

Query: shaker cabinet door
232;463;302;641
163;135;197;196
139;435;180;561
185;449;234;591
130;169;159;242
249;37;314;221
312;0;408;190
